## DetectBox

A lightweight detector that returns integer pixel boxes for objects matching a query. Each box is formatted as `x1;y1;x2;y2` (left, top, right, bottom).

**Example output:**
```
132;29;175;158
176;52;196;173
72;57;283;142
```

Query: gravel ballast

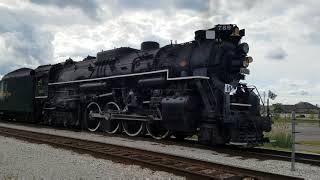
0;122;319;180
0;135;184;179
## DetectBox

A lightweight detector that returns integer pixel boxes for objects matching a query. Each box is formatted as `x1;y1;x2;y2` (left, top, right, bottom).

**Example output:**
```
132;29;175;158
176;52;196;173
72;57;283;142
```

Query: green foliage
272;103;283;113
271;113;291;123
272;113;281;122
3;175;18;180
268;132;292;149
265;120;292;149
309;113;315;120
297;140;320;146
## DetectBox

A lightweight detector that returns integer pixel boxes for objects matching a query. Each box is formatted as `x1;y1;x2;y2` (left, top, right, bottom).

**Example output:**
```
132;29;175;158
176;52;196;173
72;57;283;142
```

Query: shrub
309;113;315;120
265;119;292;149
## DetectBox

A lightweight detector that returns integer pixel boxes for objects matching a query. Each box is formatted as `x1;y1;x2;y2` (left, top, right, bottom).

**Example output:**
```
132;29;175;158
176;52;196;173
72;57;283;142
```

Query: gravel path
0;135;184;180
0;122;319;180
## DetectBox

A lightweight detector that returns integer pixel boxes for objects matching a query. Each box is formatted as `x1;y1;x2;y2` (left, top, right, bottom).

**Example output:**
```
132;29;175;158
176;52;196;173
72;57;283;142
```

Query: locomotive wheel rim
146;123;170;140
104;102;121;134
146;107;169;139
86;102;101;132
105;123;120;134
122;121;144;137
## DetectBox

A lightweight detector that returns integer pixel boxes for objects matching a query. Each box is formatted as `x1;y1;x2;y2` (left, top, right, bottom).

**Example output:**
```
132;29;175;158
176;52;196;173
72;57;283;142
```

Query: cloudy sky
0;0;319;105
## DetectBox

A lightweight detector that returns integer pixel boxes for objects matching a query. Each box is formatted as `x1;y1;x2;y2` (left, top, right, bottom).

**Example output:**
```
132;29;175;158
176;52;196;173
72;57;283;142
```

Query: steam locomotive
0;24;271;147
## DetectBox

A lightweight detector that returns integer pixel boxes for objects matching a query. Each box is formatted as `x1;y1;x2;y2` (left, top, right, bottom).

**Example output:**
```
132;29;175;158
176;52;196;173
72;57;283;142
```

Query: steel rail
243;148;320;166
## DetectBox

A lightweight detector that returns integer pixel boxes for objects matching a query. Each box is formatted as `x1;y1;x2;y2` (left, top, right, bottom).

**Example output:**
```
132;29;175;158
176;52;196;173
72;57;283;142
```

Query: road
295;123;320;153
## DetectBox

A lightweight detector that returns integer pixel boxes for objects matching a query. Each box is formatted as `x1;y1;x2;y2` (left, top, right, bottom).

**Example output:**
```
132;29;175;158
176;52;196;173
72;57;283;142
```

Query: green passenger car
0;68;35;121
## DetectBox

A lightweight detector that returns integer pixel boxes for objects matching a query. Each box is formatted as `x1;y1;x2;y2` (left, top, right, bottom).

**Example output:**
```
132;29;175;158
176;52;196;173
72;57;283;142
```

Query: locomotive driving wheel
121;108;144;137
146;107;170;140
86;102;101;132
103;102;121;134
122;120;144;137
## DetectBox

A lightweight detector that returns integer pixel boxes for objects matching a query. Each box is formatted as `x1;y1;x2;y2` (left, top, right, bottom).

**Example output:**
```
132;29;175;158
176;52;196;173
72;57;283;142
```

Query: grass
297;140;320;146
259;145;291;152
264;116;292;149
308;150;320;154
3;175;18;180
259;114;320;154
263;115;320;154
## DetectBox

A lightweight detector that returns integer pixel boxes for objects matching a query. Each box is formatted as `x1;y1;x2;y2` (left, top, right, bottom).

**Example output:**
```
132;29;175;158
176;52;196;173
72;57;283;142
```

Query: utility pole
317;104;320;128
263;91;266;115
291;111;296;171
318;110;320;128
267;96;270;117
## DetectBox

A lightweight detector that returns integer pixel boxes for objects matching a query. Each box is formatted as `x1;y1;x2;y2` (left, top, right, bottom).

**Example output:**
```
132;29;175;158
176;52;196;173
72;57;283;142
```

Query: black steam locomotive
0;24;271;147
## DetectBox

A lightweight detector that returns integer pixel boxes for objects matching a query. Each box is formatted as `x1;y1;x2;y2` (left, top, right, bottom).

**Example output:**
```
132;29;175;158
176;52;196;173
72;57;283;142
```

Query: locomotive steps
0;124;304;180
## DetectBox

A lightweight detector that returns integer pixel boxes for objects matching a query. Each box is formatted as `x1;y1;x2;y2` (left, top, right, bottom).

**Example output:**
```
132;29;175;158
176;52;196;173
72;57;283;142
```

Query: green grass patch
264;119;292;149
297;140;320;146
266;132;292;149
260;144;291;151
307;150;320;154
3;175;19;180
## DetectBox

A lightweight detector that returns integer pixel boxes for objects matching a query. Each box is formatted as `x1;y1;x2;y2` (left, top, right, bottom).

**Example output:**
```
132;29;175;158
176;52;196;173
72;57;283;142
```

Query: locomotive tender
0;24;271;146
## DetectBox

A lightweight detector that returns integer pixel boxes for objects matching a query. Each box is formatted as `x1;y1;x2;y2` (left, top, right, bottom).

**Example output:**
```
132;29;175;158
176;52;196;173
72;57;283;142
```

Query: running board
230;103;252;107
228;142;248;146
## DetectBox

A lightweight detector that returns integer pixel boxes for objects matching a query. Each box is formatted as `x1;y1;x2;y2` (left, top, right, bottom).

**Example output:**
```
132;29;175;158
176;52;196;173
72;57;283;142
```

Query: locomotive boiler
0;24;271;147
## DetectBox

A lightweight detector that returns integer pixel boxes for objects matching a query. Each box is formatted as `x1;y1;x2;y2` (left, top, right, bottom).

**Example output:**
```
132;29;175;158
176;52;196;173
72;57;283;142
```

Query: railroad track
242;148;320;166
1;121;319;167
179;141;320;167
0;126;302;180
99;132;320;167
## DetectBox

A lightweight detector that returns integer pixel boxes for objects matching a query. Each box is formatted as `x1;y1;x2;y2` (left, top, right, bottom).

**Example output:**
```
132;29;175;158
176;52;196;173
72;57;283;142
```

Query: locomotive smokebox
141;41;160;51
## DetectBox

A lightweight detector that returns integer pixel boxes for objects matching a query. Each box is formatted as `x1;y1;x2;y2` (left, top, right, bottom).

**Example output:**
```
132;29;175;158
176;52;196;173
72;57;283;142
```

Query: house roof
274;102;319;113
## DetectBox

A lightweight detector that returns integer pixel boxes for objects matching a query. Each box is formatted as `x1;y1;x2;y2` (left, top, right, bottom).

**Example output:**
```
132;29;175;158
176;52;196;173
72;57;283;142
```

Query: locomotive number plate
216;25;232;31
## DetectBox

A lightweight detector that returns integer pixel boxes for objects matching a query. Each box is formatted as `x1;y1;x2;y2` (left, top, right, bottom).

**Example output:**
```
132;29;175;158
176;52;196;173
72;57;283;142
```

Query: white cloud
257;78;320;105
265;47;287;60
29;0;102;20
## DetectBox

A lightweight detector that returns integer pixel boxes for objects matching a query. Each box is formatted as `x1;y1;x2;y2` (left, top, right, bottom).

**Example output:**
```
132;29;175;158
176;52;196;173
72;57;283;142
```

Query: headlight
243;61;249;67
243;56;253;67
246;56;253;63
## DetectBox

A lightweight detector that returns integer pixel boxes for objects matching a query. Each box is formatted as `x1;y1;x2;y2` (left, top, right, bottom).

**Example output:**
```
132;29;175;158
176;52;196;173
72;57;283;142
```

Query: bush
265;120;292;149
309;113;315;120
272;113;280;121
268;131;292;148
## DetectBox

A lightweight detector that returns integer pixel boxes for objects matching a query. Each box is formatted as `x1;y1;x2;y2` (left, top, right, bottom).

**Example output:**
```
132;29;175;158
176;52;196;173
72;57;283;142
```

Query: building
272;102;320;119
